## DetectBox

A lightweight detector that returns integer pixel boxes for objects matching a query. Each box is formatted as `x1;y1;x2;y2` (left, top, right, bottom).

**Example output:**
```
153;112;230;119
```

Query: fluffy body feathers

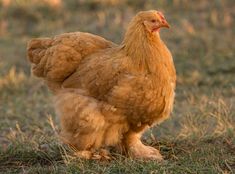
27;10;176;160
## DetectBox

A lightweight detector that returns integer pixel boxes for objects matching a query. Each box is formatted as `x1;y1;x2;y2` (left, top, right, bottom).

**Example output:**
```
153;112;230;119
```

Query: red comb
157;11;165;20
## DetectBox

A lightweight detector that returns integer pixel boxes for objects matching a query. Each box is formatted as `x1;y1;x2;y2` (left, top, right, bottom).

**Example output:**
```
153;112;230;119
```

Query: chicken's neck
122;23;167;74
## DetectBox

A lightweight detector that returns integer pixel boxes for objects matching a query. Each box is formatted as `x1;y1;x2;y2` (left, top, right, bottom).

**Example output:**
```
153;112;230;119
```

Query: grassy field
0;0;234;173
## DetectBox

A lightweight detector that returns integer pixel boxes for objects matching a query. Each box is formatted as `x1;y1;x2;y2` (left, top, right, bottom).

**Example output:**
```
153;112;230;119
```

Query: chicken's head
138;10;170;33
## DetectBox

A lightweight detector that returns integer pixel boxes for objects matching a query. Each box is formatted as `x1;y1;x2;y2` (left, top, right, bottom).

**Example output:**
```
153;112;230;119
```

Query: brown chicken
27;10;176;160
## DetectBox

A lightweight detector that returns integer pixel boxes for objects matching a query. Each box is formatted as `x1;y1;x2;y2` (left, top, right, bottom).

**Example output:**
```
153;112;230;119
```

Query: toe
74;150;92;159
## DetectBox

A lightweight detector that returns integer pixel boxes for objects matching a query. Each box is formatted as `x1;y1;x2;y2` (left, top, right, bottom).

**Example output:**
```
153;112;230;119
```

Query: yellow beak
160;20;170;28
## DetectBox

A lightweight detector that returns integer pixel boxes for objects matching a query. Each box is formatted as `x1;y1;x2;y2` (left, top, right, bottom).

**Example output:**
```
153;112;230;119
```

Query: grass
0;0;234;173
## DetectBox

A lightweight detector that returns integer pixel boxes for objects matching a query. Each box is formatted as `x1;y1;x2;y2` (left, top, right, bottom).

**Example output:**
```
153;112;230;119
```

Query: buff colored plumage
27;10;176;160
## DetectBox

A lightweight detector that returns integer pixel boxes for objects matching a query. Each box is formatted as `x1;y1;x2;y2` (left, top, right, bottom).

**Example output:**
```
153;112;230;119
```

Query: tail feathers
27;38;53;78
27;38;52;64
27;37;83;92
31;55;47;78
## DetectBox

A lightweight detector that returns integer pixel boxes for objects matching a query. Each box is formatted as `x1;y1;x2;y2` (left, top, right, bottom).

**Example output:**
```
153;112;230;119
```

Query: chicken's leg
123;129;163;161
55;89;129;159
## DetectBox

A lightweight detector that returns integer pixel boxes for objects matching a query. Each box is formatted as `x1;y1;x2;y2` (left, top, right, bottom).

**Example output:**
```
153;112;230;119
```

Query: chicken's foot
124;131;163;161
74;149;112;160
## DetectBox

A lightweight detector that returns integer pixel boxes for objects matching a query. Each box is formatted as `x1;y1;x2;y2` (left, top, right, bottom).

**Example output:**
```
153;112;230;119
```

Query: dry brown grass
0;0;234;173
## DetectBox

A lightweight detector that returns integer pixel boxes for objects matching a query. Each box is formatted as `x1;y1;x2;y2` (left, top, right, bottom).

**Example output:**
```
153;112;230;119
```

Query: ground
0;0;234;173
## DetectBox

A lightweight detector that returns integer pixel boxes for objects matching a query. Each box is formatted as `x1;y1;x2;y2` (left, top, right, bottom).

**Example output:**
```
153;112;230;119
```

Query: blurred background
0;0;234;173
0;0;234;74
0;0;234;152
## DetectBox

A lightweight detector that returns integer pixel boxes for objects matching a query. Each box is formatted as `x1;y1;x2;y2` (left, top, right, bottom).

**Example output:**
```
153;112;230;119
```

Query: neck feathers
122;18;165;73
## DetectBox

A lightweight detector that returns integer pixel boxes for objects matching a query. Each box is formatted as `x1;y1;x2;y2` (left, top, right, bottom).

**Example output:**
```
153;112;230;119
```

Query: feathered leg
123;127;163;161
54;89;129;159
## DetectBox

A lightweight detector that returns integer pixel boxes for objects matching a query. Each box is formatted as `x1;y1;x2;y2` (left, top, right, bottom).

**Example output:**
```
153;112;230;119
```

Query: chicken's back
62;47;128;99
27;32;116;92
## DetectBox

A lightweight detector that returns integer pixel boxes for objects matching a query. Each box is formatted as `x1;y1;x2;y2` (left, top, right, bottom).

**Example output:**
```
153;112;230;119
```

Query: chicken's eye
151;19;156;23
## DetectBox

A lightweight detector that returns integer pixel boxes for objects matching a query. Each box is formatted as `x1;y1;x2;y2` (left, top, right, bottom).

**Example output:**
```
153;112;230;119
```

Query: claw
127;141;163;161
74;150;92;159
74;149;112;160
